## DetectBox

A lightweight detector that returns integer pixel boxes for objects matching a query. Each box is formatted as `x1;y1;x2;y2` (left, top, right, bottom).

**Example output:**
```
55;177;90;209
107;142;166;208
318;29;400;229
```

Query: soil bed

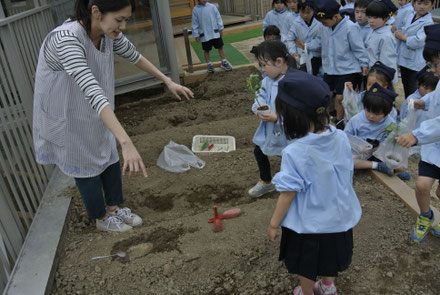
52;69;440;295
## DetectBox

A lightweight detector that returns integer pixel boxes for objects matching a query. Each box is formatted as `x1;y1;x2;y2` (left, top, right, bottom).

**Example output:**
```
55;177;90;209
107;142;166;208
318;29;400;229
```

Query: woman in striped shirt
33;0;193;232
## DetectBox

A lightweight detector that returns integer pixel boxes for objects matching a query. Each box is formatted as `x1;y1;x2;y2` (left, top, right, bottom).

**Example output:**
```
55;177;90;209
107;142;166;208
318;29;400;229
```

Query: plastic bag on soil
157;141;205;173
342;84;362;124
373;100;418;170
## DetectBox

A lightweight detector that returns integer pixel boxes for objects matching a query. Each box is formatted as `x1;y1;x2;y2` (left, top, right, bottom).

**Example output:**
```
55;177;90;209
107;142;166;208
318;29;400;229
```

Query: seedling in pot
246;74;269;114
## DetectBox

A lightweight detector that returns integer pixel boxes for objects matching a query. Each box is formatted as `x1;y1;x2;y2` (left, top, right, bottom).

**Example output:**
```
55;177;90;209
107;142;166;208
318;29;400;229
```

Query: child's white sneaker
248;180;275;198
109;207;142;227
96;215;132;232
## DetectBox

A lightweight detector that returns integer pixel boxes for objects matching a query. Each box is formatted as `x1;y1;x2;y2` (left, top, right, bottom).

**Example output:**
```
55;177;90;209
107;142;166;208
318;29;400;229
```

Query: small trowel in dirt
211;206;223;232
208;207;241;223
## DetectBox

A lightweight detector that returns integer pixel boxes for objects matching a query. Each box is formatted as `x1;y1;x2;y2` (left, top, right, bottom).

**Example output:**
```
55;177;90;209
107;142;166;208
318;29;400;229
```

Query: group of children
247;1;440;294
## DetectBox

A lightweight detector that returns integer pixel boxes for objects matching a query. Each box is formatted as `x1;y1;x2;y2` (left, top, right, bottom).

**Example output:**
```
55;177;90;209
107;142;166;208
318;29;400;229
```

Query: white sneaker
248;180;275;198
109;207;142;227
96;215;132;232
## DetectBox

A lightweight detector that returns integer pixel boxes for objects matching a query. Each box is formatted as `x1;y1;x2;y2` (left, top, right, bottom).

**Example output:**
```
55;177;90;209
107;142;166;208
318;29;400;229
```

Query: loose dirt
52;69;440;295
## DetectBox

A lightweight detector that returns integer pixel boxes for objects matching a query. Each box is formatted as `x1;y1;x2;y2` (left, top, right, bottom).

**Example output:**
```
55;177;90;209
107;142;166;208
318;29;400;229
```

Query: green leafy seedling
246;74;265;107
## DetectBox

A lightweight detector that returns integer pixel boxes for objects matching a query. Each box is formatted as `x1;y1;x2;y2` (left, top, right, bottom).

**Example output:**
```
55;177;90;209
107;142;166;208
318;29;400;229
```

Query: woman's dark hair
418;74;439;90
354;0;372;9
368;69;395;92
254;40;297;69
275;98;330;140
72;0;135;34
263;25;281;38
366;1;389;19
362;93;393;116
423;47;440;63
272;0;288;7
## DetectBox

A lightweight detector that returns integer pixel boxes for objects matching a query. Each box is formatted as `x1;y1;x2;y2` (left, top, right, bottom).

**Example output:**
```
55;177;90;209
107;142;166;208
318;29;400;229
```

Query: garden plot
52;69;440;295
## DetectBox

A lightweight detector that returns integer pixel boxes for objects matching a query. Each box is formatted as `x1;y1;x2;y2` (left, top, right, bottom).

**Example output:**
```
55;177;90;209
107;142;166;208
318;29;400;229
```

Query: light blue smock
386;16;395;26
263;8;291;41
320;16;368;75
394;2;414;31
397;12;434;71
344;110;395;142
191;3;224;42
252;73;289;156
366;25;397;73
413;82;440;167
399;89;430;128
285;16;322;57
356;23;372;48
272;126;362;234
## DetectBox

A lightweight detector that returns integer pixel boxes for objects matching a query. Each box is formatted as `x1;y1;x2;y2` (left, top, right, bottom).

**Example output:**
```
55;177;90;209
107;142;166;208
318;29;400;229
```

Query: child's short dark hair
298;0;314;11
275;98;330;140
368;69;395;92
263;25;281;38
366;1;389;18
254;40;297;69
362;93;393;116
354;0;371;9
272;0;288;7
414;0;435;4
418;74;439;91
423;47;440;63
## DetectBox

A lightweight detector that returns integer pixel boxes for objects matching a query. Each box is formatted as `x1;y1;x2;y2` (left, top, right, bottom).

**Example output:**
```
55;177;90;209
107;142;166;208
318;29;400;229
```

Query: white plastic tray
192;135;236;153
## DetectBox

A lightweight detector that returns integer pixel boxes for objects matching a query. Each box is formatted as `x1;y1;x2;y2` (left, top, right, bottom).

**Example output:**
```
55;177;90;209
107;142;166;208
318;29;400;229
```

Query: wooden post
183;27;194;73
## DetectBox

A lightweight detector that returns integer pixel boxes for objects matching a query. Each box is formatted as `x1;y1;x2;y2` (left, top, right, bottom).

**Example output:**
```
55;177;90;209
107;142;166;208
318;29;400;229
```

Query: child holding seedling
285;0;323;75
395;0;434;98
344;83;411;180
395;24;440;243
248;40;297;198
365;0;397;77
263;0;291;42
192;0;233;73
267;69;361;295
314;0;369;130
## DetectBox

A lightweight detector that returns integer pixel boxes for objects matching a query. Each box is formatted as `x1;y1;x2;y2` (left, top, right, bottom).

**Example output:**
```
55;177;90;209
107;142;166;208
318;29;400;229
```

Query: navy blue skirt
279;227;354;281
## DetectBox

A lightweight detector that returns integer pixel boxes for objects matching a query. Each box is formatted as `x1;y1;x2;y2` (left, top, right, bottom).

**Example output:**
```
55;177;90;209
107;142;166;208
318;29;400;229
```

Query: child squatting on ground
248;40;297;198
314;0;369;130
396;24;440;244
192;0;232;73
267;68;362;295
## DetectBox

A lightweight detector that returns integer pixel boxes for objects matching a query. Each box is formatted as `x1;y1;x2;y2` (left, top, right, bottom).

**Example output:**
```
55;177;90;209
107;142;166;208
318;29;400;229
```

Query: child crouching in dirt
267;69;361;295
248;40;297;198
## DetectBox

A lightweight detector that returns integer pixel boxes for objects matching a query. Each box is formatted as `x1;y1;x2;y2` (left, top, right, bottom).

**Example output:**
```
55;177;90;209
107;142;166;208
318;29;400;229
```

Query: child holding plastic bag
267;68;361;295
395;24;440;243
345;61;398;122
344;83;411;180
248;40;297;198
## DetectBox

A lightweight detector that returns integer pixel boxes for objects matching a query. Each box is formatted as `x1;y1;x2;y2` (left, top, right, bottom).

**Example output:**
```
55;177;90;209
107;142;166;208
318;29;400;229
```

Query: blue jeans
74;161;124;219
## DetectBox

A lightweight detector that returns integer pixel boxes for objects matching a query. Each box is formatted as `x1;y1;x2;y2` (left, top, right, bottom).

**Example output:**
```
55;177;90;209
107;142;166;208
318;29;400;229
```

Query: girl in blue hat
267;69;361;295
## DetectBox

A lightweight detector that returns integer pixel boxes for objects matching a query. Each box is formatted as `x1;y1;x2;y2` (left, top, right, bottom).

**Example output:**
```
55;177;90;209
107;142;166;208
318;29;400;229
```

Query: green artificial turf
191;28;263;66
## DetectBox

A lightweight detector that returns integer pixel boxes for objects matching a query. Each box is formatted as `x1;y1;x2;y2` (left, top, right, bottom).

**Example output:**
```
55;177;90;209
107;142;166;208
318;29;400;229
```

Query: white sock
222;59;227;63
372;161;378;169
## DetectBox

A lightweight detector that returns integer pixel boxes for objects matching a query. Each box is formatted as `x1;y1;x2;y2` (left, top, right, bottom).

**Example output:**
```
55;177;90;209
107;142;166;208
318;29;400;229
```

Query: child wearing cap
399;65;439;128
267;68;361;295
263;0;291;42
396;24;440;244
314;0;369;129
248;40;297;198
365;0;397;78
285;0;323;75
354;0;373;47
344;83;411;180
395;0;435;98
392;0;415;33
192;0;233;73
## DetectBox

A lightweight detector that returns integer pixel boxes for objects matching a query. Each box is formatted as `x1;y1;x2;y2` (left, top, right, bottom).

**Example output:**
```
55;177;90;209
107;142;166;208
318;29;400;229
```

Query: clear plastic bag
157;141;205;173
299;44;313;75
342;83;362;124
348;135;374;160
373;100;418;170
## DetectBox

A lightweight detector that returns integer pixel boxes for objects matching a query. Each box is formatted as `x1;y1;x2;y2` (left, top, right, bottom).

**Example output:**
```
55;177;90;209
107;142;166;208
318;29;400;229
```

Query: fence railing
0;5;58;293
218;0;271;20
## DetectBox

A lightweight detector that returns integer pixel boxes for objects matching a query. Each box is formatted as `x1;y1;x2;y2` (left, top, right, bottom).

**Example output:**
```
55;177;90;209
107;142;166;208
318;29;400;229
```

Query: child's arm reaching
267;191;296;242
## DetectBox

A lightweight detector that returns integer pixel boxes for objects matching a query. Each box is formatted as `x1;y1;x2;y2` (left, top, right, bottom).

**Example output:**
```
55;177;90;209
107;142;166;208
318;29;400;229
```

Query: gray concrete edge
3;167;74;295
